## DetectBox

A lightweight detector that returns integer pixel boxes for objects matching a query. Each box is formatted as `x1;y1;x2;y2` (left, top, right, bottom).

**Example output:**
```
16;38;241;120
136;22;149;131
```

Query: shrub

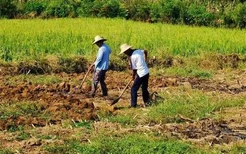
100;0;122;18
186;4;214;26
123;0;151;21
0;0;17;18
24;0;47;16
76;0;94;17
88;0;102;17
58;56;88;73
45;0;74;18
160;0;186;24
89;0;122;18
150;3;162;22
234;2;246;28
17;59;51;74
223;7;237;28
0;0;245;28
109;56;127;71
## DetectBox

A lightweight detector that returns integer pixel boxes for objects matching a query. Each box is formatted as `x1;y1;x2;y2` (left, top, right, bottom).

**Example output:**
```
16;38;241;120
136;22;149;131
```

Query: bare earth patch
0;69;245;152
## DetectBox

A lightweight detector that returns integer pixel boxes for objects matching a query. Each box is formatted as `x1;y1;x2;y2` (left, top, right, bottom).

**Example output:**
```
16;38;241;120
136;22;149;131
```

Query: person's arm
130;56;137;80
143;50;148;62
132;70;137;80
128;56;132;69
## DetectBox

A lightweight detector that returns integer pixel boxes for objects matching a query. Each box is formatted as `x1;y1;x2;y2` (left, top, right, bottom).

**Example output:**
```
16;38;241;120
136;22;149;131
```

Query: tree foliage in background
0;0;246;28
0;0;17;18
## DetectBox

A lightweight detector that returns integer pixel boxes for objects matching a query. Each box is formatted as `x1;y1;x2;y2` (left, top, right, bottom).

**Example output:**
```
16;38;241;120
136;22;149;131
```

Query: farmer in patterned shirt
91;35;111;97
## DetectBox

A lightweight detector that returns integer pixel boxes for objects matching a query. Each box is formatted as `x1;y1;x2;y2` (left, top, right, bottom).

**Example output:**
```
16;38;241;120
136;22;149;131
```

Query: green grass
72;120;92;129
101;88;245;125
0;18;245;62
107;114;138;126
0;101;50;120
4;74;62;85
0;18;245;153
148;89;246;123
231;145;246;153
44;134;205;154
152;66;212;78
0;148;14;154
16;131;31;141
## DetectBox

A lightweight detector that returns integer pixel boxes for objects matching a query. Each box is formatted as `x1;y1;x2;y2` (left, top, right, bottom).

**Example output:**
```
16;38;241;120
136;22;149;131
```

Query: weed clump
58;56;88;73
148;56;183;68
17;59;51;74
109;56;128;71
16;56;88;74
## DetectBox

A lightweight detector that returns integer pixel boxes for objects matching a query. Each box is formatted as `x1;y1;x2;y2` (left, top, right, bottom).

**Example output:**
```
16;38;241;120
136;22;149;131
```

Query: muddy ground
0;67;246;153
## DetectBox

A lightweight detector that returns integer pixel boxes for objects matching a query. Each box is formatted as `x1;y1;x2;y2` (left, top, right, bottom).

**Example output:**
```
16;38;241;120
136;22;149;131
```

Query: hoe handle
111;79;133;106
80;64;94;89
118;79;133;98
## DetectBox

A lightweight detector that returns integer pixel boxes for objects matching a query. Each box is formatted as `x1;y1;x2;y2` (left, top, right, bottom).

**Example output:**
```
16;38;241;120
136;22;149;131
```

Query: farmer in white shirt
91;35;112;97
120;44;150;108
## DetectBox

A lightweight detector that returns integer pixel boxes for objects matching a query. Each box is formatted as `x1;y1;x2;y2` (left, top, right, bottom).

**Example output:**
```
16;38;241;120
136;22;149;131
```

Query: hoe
110;79;133;106
79;64;94;89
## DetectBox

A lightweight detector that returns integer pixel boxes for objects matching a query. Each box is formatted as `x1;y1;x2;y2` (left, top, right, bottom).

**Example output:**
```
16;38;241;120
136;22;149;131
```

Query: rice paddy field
0;18;246;154
0;18;245;61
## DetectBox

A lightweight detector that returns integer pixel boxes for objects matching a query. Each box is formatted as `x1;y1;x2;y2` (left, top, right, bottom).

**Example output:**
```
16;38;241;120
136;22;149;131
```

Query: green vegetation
1;0;246;28
153;66;212;79
16;131;31;141
0;9;245;154
232;145;246;153
5;74;62;85
0;148;14;154
0;87;245;153
0;18;245;62
44;134;203;154
72;120;92;129
98;88;245;125
107;113;138;126
0;101;49;120
8;125;24;132
148;90;245;122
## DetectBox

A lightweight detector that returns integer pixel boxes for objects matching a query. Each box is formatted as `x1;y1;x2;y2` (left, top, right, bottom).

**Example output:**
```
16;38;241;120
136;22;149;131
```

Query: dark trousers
131;73;149;107
92;70;107;96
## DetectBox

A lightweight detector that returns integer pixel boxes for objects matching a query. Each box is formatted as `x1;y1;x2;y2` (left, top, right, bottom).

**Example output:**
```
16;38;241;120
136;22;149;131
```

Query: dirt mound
0;81;97;130
0;98;97;130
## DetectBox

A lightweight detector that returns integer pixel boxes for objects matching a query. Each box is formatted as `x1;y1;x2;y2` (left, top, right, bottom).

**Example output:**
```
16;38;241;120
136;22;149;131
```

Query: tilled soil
0;71;246;128
0;70;245;152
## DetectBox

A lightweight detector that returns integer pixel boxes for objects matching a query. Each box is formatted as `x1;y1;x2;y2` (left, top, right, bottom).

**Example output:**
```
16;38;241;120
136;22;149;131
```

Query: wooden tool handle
80;64;94;88
118;79;133;98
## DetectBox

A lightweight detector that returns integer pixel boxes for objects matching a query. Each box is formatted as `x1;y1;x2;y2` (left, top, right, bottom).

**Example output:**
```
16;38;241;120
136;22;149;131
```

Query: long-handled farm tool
79;64;94;89
110;79;133;106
